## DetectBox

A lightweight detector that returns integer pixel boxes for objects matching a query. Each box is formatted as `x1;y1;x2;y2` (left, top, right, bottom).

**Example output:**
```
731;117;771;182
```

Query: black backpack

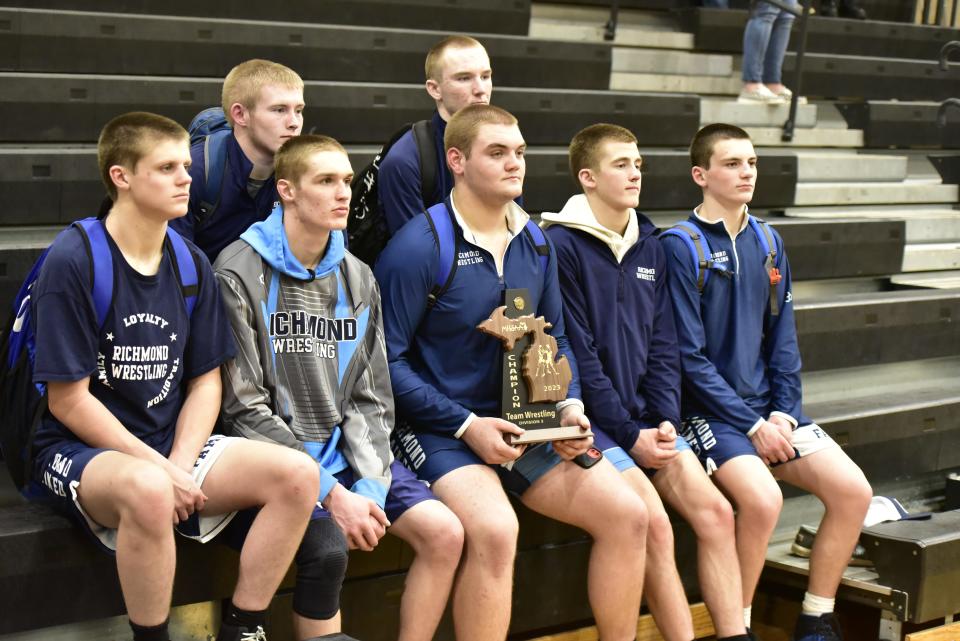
347;120;438;266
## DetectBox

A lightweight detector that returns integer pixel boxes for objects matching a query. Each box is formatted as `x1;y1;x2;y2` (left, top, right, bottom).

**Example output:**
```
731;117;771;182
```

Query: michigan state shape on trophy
477;288;588;445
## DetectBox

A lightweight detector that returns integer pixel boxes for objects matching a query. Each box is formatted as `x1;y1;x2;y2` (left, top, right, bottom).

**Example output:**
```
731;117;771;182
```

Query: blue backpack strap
660;221;713;292
748;215;782;316
165;226;200;318
73;218;114;328
424;200;458;310
522;219;550;276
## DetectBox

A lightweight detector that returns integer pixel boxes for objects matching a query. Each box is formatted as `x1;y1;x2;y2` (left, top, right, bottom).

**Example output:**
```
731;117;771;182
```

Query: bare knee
464;509;517;571
590;491;648;542
118;464;174;533
646;505;674;551
273;450;321;510
737;483;782;530
417;509;464;566
691;493;736;541
826;469;872;517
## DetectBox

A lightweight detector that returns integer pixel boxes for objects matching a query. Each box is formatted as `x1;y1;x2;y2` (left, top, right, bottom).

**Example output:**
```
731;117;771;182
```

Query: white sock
801;592;835;616
743;606;752;628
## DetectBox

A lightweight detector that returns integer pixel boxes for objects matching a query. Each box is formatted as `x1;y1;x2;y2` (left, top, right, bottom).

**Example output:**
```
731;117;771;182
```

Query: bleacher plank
529;602;716;641
804;357;960;481
11;0;531;35
0;9;609;90
679;8;960;61
0;73;698;146
769;218;905;280
0;146;795;229
795;289;960;371
836;101;960;149
905;620;960;641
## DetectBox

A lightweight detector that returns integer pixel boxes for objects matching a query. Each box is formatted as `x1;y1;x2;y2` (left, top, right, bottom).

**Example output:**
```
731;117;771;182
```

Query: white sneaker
770;86;808;104
738;85;786;104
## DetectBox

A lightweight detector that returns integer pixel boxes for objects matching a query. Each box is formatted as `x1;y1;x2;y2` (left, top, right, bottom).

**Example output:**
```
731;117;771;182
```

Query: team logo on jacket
710;250;729;264
457;250;484;267
636;266;656;282
269;310;357;357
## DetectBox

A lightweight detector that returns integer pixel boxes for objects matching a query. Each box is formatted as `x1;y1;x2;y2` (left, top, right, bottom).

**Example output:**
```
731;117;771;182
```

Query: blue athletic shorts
391;422;564;496
222;459;437;551
31;435;238;555
681;416;836;475
314;459;436;524
592;427;691;477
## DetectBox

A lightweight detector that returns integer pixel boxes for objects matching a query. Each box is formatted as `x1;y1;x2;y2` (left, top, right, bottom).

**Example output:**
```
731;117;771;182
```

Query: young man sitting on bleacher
215;134;463;641
542;123;749;641
378;35;492;234
171;59;304;263
28;112;319;641
661;123;873;641
376;104;649;641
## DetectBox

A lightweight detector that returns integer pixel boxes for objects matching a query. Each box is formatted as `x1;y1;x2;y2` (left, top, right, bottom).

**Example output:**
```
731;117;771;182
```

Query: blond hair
444;104;518;158
568;123;638;186
275;134;347;185
424;35;486;81
97;112;188;200
221;59;304;125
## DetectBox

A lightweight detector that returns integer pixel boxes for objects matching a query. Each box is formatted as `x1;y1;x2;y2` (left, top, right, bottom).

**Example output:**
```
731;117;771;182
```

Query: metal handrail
940;40;960;71
754;0;813;141
604;0;620;41
938;98;960;128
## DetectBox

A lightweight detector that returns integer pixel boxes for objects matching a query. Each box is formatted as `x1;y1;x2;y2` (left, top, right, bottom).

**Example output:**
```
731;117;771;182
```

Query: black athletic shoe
216;623;267;641
793;613;842;641
790;524;872;567
838;0;867;19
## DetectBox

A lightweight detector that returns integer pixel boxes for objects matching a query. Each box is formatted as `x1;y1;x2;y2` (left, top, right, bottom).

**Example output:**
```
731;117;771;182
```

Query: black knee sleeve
293;517;349;620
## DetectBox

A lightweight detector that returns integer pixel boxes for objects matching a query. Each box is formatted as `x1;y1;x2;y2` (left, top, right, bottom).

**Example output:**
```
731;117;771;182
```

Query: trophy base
510;426;594;445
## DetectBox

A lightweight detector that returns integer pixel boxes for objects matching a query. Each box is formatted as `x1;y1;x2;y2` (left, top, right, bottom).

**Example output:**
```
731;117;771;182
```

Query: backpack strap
424;200;458;310
748;216;782;317
73;218;114;328
522;219;550;276
195;129;231;230
165;226;200;318
412;119;438;204
660;221;713;292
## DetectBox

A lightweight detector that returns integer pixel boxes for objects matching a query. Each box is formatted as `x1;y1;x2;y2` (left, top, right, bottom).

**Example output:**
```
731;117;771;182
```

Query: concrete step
892;271;960;289
528;4;694;49
793;180;959;206
700;98;818;129
902;243;960;272
784;152;909;183
612;48;732;77
795;288;960;370
744;127;863;148
802;356;960;480
610;71;741;95
784;206;960;242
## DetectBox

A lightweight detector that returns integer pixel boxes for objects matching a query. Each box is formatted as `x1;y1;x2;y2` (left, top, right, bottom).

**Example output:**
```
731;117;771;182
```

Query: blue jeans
702;0;729;6
742;0;796;84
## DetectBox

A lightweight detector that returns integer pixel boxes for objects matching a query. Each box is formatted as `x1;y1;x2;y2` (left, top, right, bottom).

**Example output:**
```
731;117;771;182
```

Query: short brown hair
97;112;188;200
222;59;304;126
444;104;518;158
275;134;348;185
690;123;751;168
568;123;638;185
424;35;486;81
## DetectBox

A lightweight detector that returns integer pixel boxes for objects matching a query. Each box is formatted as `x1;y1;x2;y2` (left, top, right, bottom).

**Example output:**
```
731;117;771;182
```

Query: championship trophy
477;288;591;445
